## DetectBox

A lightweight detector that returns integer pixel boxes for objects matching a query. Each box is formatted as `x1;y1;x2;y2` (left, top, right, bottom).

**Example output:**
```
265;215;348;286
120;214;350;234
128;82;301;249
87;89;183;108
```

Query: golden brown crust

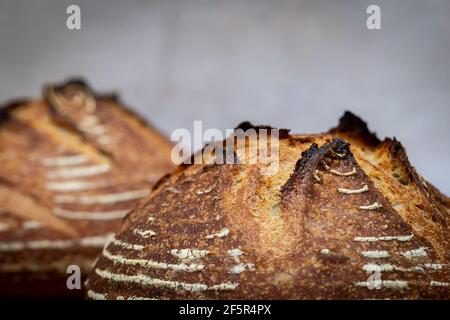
86;112;449;300
0;80;174;297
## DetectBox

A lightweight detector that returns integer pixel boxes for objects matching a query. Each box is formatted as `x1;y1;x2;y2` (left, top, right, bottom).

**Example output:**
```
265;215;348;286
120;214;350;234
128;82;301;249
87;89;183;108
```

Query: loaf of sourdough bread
0;80;174;298
86;112;449;299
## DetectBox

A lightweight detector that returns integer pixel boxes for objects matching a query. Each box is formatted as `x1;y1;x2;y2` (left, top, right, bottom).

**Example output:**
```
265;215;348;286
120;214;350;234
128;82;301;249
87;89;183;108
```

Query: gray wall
0;0;449;193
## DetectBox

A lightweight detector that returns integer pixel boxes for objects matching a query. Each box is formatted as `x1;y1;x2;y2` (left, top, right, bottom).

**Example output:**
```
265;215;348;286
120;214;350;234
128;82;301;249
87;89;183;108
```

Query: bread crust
0;80;174;297
86;112;449;300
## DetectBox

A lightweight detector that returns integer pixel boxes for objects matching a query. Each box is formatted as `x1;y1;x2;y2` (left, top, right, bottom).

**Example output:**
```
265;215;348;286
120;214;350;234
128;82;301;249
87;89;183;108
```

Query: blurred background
0;0;449;193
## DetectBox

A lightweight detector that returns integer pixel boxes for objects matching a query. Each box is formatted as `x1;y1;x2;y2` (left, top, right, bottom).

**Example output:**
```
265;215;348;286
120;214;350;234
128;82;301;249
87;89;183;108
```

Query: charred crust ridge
385;137;448;227
329;111;381;147
234;121;291;139
281;138;352;197
328;138;350;159
386;137;426;190
284;142;320;190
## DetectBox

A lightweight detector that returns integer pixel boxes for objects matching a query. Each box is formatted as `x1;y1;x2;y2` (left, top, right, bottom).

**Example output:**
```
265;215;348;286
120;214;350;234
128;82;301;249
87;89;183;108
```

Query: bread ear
329;111;380;147
281;138;352;196
281;139;360;236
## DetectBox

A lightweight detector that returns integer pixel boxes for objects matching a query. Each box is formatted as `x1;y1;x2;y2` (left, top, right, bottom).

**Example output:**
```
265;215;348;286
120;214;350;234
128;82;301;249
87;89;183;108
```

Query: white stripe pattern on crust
22;221;42;230
82;124;107;136
354;234;414;242
47;163;110;179
87;290;107;300
361;250;390;259
46;180;111;192
338;185;369;194
170;249;209;260
429;281;449;287
102;248;205;272
362;264;419;273
95;268;238;293
53;207;129;220
53;189;149;205
133;229;156;238
41;155;88;166
422;263;445;270
196;185;215;195
355;280;408;289
116;295;159;300
110;237;145;251
362;263;447;273
98;135;117;145
229;263;255;274
401;247;428;258
206;228;229;239
0;233;113;252
87;290;159;300
359;202;383;210
329;168;357;176
228;249;244;257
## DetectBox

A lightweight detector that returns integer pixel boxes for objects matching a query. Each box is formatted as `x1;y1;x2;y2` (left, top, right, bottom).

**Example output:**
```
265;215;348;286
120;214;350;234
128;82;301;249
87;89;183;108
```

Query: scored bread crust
86;112;449;300
0;80;174;298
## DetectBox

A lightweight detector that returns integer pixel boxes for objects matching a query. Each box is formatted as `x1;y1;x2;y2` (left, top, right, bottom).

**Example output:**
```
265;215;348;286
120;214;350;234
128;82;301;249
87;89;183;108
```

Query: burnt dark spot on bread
234;121;291;139
329;111;381;147
280;142;320;196
281;138;353;197
327;138;350;159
